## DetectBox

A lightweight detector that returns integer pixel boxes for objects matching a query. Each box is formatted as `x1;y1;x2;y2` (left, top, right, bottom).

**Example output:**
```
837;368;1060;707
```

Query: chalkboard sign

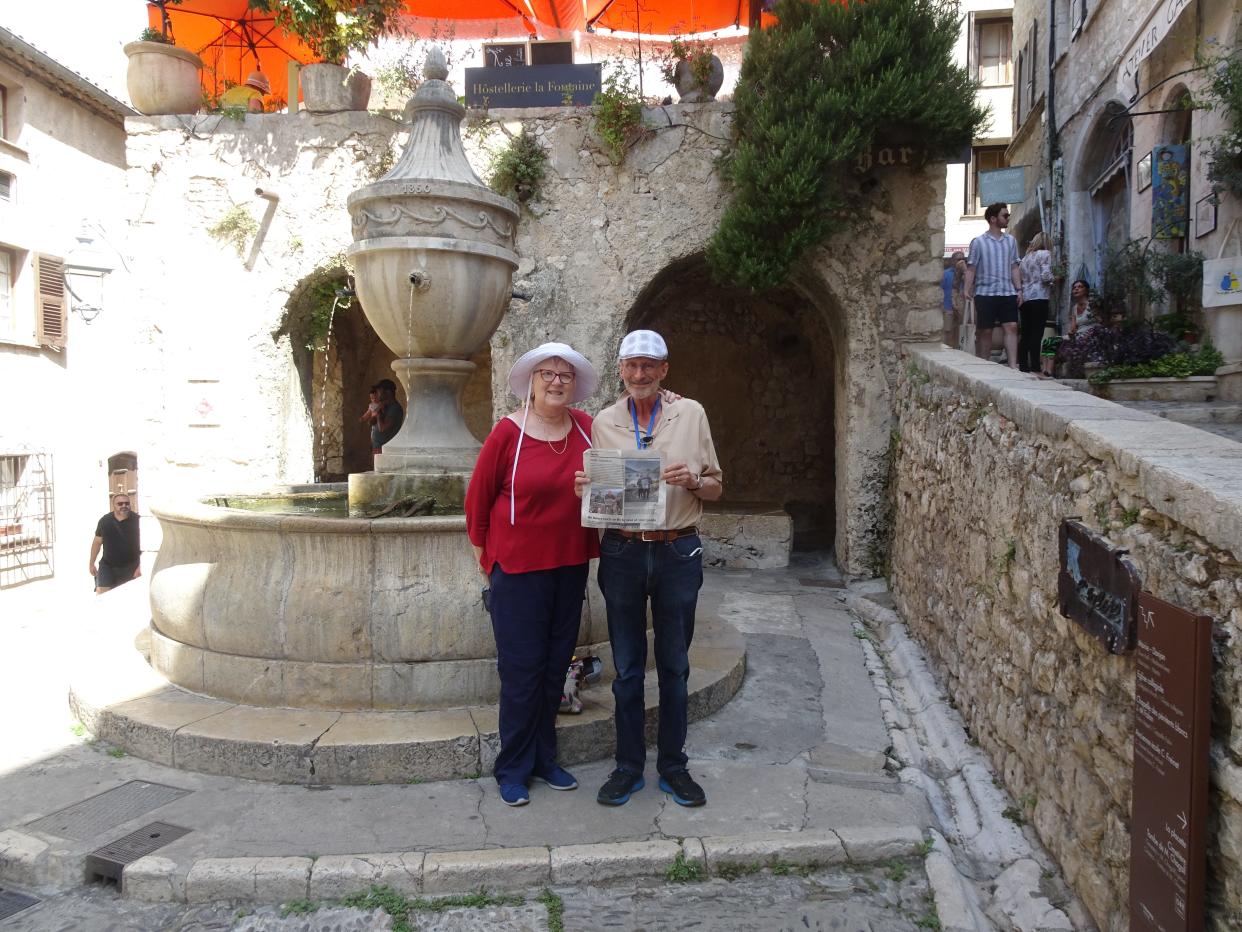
1130;592;1212;932
465;64;602;108
482;42;527;68
1057;520;1140;654
529;40;573;65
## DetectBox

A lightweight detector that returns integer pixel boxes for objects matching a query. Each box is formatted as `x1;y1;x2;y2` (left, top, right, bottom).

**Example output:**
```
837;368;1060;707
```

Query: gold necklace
547;432;568;455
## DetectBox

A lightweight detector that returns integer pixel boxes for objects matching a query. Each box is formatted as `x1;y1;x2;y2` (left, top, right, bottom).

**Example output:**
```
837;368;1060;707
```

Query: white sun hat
617;329;668;360
507;341;599;404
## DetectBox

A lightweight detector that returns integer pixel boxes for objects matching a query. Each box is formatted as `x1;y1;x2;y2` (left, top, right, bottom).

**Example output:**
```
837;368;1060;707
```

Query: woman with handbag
1018;233;1054;374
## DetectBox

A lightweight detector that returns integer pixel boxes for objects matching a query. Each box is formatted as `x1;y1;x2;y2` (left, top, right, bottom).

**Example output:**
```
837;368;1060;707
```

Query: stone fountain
68;53;744;784
346;48;519;512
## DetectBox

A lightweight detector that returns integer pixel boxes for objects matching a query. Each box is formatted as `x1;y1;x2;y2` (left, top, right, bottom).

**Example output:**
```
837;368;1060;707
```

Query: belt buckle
639;530;660;543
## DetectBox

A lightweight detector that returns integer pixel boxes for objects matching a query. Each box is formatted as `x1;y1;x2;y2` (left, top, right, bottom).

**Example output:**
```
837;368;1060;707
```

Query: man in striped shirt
964;203;1023;368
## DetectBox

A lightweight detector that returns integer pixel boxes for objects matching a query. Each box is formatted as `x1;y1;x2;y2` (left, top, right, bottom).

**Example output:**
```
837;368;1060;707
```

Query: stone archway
626;256;837;551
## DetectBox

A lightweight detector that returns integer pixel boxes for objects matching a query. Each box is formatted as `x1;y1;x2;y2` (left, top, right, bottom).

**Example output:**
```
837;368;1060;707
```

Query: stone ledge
120;825;925;904
905;343;1242;557
70;620;745;786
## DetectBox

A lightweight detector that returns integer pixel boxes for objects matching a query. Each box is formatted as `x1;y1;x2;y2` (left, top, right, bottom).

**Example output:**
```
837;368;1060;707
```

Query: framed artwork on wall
1137;151;1152;192
1195;195;1217;238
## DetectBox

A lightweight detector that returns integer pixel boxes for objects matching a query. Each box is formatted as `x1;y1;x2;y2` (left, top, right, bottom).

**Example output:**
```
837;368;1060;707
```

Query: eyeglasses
621;360;663;374
535;369;575;384
115;502;131;508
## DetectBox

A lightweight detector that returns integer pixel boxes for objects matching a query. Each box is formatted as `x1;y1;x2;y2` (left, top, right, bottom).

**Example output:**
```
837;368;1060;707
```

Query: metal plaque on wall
1057;520;1140;654
1130;592;1212;932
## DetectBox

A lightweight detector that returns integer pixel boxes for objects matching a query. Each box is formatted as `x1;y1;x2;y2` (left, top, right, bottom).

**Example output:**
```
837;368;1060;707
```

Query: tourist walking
465;343;600;807
574;329;723;809
941;254;957;347
964;203;1023;368
1018;233;1054;374
89;493;140;594
370;379;404;455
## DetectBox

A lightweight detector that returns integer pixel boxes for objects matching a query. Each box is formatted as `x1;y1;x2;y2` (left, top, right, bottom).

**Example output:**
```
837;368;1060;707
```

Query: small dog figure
559;654;602;714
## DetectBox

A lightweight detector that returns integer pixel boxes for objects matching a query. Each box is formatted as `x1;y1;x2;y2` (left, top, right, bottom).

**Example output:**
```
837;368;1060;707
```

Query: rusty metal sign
1058;520;1140;654
1130;592;1212;932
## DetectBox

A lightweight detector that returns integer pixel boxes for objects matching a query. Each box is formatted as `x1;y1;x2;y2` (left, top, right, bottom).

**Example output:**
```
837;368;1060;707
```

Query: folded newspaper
580;448;667;530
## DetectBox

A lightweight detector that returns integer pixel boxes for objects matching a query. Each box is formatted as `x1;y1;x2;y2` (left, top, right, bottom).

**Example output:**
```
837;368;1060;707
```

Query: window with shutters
34;253;66;350
1014;21;1039;129
0;171;12;201
966;146;1009;217
0;249;13;340
975;19;1013;87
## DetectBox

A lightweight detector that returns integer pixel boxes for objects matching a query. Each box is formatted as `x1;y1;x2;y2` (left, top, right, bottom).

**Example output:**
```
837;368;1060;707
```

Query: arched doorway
277;267;493;482
1080;102;1134;286
626;256;837;551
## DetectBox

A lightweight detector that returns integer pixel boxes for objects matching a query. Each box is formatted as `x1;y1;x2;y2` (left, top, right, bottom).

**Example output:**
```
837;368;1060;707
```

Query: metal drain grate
25;781;191;841
798;578;844;589
0;888;40;921
86;822;192;884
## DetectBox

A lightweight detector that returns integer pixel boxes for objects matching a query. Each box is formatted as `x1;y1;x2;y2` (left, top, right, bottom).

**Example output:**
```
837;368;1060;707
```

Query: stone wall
890;345;1242;930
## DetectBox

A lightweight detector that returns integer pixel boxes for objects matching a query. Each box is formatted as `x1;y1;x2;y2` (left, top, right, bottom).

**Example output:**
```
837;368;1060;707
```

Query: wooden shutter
34;253;66;350
1026;21;1038;111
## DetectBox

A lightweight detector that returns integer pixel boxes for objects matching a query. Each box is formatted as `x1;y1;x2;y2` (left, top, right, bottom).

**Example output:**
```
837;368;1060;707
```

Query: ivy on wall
708;0;989;291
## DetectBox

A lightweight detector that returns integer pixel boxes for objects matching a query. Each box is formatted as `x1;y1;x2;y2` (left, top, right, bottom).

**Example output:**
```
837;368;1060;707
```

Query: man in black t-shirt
370;378;404;454
89;493;141;594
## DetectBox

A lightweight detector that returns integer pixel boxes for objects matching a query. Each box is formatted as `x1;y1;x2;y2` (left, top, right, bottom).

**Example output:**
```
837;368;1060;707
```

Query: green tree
708;0;988;291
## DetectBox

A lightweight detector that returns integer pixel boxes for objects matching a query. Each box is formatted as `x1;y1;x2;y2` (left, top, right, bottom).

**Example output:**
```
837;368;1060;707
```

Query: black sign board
529;40;573;65
1130;592;1212;932
1057;520;1140;654
465;64;601;108
482;43;526;68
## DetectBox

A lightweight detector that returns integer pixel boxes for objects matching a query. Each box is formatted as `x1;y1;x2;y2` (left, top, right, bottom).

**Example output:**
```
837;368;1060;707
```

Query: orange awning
147;1;316;106
585;0;749;35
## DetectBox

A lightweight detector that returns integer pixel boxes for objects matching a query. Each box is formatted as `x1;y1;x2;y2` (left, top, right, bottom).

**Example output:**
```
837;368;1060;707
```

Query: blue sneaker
499;783;530;807
659;771;706;807
597;769;645;806
532;765;578;791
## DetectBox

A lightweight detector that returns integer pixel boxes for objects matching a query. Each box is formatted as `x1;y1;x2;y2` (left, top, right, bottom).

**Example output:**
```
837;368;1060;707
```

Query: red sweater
465;408;599;574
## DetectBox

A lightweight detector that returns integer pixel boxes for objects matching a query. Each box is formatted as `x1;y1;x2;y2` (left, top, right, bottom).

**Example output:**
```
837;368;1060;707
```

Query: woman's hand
471;544;488;581
574;470;590;499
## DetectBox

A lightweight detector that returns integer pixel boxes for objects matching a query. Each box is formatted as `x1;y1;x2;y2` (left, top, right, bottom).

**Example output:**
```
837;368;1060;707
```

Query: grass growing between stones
665;850;705;884
340;885;524;932
280;899;318;916
537;888;564;932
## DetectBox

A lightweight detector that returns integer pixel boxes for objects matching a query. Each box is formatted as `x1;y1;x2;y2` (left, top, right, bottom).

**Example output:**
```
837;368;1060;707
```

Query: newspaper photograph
581;448;667;530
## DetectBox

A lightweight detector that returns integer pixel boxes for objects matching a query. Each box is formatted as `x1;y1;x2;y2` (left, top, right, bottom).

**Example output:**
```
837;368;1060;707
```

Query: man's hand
662;461;699;489
89;562;97;577
573;470;590;499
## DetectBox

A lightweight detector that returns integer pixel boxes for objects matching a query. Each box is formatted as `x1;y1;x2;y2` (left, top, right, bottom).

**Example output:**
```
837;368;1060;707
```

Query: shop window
966;146;1008;217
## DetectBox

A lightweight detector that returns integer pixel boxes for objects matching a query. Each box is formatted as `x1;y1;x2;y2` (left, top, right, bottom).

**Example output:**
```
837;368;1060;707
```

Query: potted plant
657;37;724;103
124;1;204;115
248;0;404;112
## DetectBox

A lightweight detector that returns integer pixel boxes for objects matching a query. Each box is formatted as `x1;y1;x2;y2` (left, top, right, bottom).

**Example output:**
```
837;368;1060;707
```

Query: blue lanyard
629;397;661;450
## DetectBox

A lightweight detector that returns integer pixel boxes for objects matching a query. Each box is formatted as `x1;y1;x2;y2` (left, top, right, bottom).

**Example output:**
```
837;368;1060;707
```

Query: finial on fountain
424;47;449;82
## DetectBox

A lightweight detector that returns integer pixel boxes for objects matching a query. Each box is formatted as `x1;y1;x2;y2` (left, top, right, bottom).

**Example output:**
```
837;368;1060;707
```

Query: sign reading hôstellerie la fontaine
464;64;601;108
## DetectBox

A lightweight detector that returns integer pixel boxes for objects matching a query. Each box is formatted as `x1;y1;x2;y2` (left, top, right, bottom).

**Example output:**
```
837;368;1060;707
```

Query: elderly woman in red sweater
465;342;599;807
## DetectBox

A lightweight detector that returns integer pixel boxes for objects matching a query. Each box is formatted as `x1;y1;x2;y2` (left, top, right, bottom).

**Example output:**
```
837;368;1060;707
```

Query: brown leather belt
610;526;699;543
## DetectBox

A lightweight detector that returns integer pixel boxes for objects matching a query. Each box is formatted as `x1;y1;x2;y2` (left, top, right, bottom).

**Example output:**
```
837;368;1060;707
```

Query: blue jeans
597;531;703;776
487;562;588;785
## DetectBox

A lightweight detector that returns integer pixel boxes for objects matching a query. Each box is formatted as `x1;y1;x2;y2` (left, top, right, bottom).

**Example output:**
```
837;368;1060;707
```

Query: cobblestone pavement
1;859;931;931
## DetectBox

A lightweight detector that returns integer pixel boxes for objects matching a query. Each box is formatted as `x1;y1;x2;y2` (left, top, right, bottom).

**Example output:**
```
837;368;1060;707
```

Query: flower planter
1092;376;1218;403
124;41;203;115
300;63;372;112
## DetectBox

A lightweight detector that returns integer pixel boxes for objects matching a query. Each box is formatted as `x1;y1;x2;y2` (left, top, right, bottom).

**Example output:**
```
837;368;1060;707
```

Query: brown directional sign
1058;520;1140;654
1130;592;1212;932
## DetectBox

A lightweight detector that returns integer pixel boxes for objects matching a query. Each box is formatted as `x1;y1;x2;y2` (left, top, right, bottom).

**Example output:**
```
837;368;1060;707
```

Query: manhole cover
25;781;191;841
0;888;40;921
798;578;843;588
86;821;192;884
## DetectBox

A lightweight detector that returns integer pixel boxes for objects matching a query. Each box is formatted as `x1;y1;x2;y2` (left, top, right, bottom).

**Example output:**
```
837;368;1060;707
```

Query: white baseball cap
617;329;668;360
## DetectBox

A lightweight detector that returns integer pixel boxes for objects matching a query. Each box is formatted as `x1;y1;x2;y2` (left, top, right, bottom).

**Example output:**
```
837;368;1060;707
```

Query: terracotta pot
673;54;724;103
300;63;372;112
124;41;203;115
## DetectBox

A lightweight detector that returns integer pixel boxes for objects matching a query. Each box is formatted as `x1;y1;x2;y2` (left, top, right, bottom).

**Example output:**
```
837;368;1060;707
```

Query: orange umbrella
584;0;750;35
147;1;315;106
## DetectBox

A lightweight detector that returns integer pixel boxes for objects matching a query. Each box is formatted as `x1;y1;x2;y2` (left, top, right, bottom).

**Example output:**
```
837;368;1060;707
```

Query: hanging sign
1129;591;1212;932
1151;145;1189;239
979;166;1026;205
1117;0;1193;100
465;64;601;108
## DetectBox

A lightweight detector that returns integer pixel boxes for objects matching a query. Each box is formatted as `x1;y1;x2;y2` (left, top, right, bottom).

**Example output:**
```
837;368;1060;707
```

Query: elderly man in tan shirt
575;329;723;809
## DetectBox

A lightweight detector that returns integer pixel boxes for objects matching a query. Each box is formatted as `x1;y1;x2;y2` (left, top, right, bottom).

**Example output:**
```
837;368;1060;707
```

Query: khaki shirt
591;396;723;531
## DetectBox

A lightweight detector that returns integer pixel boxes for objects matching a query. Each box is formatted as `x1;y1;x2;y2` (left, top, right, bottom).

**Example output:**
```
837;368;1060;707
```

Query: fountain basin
149;498;609;710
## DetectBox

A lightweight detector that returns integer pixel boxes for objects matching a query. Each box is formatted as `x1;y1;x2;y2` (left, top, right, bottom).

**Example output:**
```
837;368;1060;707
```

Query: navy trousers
597;531;703;776
487;562;588;786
